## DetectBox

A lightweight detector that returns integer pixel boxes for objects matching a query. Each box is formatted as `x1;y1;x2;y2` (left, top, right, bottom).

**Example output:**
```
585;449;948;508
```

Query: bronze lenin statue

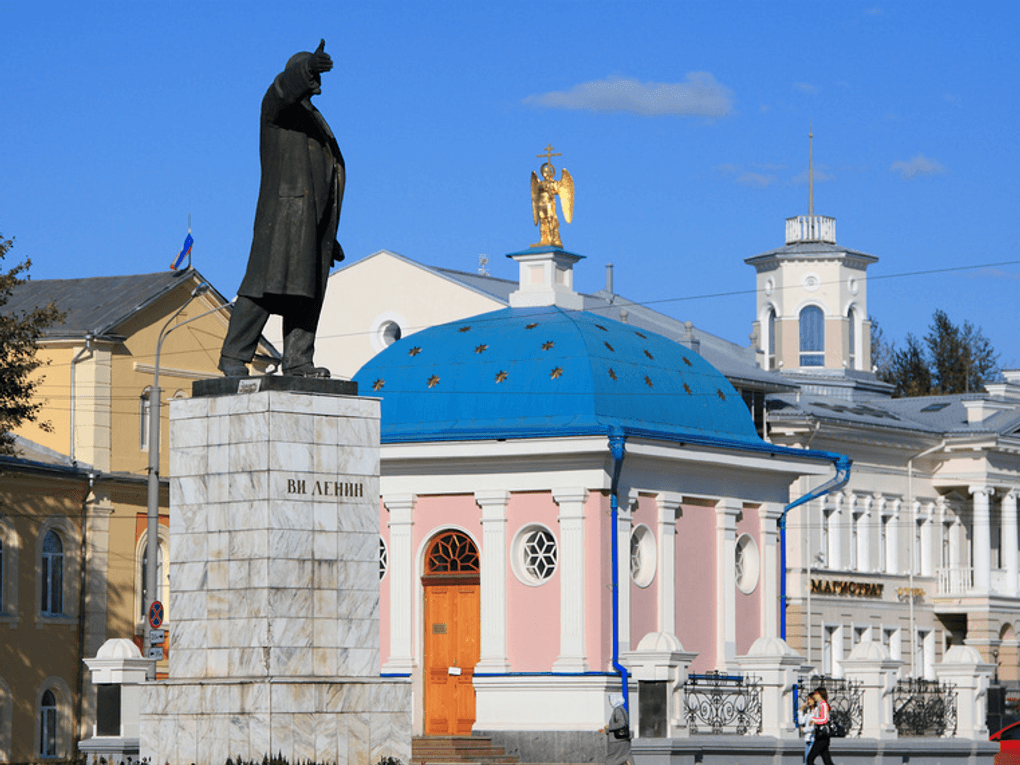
219;40;344;378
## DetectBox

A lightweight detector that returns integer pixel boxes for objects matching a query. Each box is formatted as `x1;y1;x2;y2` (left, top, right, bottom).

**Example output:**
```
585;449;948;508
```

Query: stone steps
412;736;518;765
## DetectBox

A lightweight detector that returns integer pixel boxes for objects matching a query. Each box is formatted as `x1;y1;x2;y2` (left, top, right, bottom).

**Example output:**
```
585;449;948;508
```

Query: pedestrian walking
600;693;632;765
803;687;836;765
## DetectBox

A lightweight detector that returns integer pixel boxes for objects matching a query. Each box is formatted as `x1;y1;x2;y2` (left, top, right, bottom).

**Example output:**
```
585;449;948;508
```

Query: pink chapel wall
675;500;717;673
735;504;762;657
629;494;659;648
506;491;562;671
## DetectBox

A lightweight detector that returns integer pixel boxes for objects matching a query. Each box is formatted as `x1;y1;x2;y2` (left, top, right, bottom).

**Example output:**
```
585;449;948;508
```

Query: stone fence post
841;641;901;739
734;636;804;739
936;644;995;738
80;638;151;762
622;632;698;738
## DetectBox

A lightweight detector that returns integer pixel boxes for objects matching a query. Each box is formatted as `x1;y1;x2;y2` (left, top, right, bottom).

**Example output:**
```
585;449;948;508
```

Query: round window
735;533;760;595
512;525;558;586
630;524;656;588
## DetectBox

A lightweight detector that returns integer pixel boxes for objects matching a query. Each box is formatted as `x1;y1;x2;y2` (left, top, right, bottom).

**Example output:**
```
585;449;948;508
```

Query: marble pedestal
139;386;410;765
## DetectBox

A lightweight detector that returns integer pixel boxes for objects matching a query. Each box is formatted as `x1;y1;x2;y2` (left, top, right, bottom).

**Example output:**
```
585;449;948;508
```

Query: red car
991;720;1020;764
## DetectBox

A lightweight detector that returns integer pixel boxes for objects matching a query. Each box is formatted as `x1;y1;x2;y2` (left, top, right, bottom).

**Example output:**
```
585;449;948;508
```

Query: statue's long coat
238;59;344;301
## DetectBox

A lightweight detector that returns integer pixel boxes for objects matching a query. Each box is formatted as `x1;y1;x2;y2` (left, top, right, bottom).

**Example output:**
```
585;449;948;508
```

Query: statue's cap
286;51;312;70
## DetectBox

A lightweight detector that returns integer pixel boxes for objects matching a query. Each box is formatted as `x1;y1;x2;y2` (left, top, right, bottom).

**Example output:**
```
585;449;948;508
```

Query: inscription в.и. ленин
285;477;365;497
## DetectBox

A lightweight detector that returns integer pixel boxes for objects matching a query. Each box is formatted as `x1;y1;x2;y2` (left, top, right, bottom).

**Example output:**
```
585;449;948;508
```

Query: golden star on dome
525;323;538;330
475;344;488;354
542;341;555;351
717;389;726;401
550;367;563;379
645;376;654;387
372;379;385;391
427;375;440;388
608;368;617;380
409;346;422;356
458;326;472;333
495;370;508;383
644;349;654;360
604;341;615;352
683;383;692;394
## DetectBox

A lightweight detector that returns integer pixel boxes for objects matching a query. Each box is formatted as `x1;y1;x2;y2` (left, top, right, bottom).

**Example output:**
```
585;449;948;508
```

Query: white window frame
823;623;844;678
511;524;558;587
135;529;170;632
35;518;79;625
34;677;72;759
0;517;18;623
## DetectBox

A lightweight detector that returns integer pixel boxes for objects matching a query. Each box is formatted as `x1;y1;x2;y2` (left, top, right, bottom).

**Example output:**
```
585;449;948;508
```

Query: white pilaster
553;488;589;672
715;498;741;669
476;489;511;672
759;503;782;638
971;487;992;593
655;492;681;634
1003;490;1019;597
618;492;636;655
826;493;842;571
383;493;416;674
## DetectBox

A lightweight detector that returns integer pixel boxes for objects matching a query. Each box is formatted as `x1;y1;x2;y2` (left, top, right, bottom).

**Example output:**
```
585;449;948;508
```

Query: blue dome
353;306;763;447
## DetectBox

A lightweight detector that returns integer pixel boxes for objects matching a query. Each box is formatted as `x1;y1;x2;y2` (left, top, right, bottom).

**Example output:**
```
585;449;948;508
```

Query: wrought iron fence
796;675;863;737
893;677;958;737
683;671;763;735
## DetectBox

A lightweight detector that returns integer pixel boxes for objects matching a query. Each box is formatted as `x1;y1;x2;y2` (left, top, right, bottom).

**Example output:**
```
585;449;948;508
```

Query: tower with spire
746;130;883;396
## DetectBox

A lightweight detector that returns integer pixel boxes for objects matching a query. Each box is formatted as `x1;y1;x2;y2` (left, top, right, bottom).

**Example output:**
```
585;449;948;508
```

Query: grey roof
3;268;219;339
745;241;879;266
768;392;1020;438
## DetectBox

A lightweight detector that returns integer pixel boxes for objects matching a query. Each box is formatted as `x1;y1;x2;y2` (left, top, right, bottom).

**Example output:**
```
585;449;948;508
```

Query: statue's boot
285;364;331;379
218;357;251;377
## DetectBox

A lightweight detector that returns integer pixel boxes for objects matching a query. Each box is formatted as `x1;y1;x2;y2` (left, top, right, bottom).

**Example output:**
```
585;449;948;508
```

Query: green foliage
875;309;1000;397
0;233;64;455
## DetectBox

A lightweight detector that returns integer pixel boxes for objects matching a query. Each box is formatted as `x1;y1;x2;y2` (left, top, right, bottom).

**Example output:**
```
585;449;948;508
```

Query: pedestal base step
412;736;518;765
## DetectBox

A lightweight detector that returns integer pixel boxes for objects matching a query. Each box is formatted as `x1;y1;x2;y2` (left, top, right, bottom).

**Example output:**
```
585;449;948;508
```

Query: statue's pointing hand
308;39;333;74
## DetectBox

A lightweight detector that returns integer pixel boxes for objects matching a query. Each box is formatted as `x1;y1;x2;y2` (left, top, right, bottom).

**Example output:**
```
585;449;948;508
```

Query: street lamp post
145;281;210;675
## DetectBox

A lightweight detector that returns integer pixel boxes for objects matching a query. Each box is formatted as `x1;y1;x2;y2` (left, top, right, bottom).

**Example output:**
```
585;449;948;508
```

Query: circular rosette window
512;525;558;586
735;533;760;595
630;524;656;588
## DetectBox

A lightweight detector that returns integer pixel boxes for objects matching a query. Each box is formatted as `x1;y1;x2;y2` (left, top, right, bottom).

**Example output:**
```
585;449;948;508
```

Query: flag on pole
170;232;194;270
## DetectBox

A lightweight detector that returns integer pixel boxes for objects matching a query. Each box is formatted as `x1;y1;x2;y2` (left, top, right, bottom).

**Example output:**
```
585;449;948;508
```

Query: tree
876;309;1000;397
0;234;63;455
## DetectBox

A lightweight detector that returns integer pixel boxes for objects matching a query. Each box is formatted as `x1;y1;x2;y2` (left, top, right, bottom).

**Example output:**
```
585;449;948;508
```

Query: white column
382;493;415;673
859;494;872;572
827;493;843;571
887;498;901;575
1003;490;1020;597
475;490;511;673
715;497;741;669
970;486;992;593
553;488;589;672
655;492;681;634
759;503;782;638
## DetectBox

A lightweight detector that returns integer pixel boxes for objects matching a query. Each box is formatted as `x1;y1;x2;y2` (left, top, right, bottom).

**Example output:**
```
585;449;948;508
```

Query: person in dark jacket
219;39;345;378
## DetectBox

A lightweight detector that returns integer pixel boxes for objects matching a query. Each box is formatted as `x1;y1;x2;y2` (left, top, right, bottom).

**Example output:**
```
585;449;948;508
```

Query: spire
808;124;814;217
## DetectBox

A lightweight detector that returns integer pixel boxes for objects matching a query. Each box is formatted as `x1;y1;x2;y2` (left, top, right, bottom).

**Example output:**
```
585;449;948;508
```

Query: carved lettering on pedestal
284;477;364;498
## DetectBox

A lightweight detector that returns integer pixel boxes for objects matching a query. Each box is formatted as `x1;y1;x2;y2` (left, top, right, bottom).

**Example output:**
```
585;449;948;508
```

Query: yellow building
0;268;275;762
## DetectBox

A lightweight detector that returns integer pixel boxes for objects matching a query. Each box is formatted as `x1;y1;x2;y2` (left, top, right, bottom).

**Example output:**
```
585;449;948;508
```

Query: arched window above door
425;531;479;575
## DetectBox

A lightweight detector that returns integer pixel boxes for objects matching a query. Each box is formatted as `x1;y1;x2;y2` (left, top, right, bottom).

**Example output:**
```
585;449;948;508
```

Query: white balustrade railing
785;215;836;244
937;567;974;595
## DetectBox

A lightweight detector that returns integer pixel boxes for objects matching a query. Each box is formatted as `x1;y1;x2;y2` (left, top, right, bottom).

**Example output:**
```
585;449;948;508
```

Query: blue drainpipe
779;454;852;640
608;431;630;711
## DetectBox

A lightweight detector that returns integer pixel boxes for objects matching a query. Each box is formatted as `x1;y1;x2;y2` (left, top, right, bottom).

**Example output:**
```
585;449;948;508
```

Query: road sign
147;601;164;629
147;647;165;661
149;629;165;644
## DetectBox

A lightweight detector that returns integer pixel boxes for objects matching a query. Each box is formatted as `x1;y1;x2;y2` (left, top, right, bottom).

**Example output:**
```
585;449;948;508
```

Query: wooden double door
423;531;480;736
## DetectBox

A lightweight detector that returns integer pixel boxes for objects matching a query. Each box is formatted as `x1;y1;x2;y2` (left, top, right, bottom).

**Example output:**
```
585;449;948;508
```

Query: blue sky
4;1;1019;366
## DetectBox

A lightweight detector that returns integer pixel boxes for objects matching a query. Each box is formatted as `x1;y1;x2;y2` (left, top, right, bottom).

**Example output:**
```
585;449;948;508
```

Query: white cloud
944;93;962;107
736;172;777;188
793;82;819;95
890;154;947;180
523;73;734;117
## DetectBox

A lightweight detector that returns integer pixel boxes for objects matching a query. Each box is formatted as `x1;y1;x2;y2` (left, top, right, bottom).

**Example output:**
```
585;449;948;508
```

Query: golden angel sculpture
530;145;574;248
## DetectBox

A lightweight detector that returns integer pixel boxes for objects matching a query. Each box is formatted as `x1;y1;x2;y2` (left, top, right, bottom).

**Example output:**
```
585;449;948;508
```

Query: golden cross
536;143;561;164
